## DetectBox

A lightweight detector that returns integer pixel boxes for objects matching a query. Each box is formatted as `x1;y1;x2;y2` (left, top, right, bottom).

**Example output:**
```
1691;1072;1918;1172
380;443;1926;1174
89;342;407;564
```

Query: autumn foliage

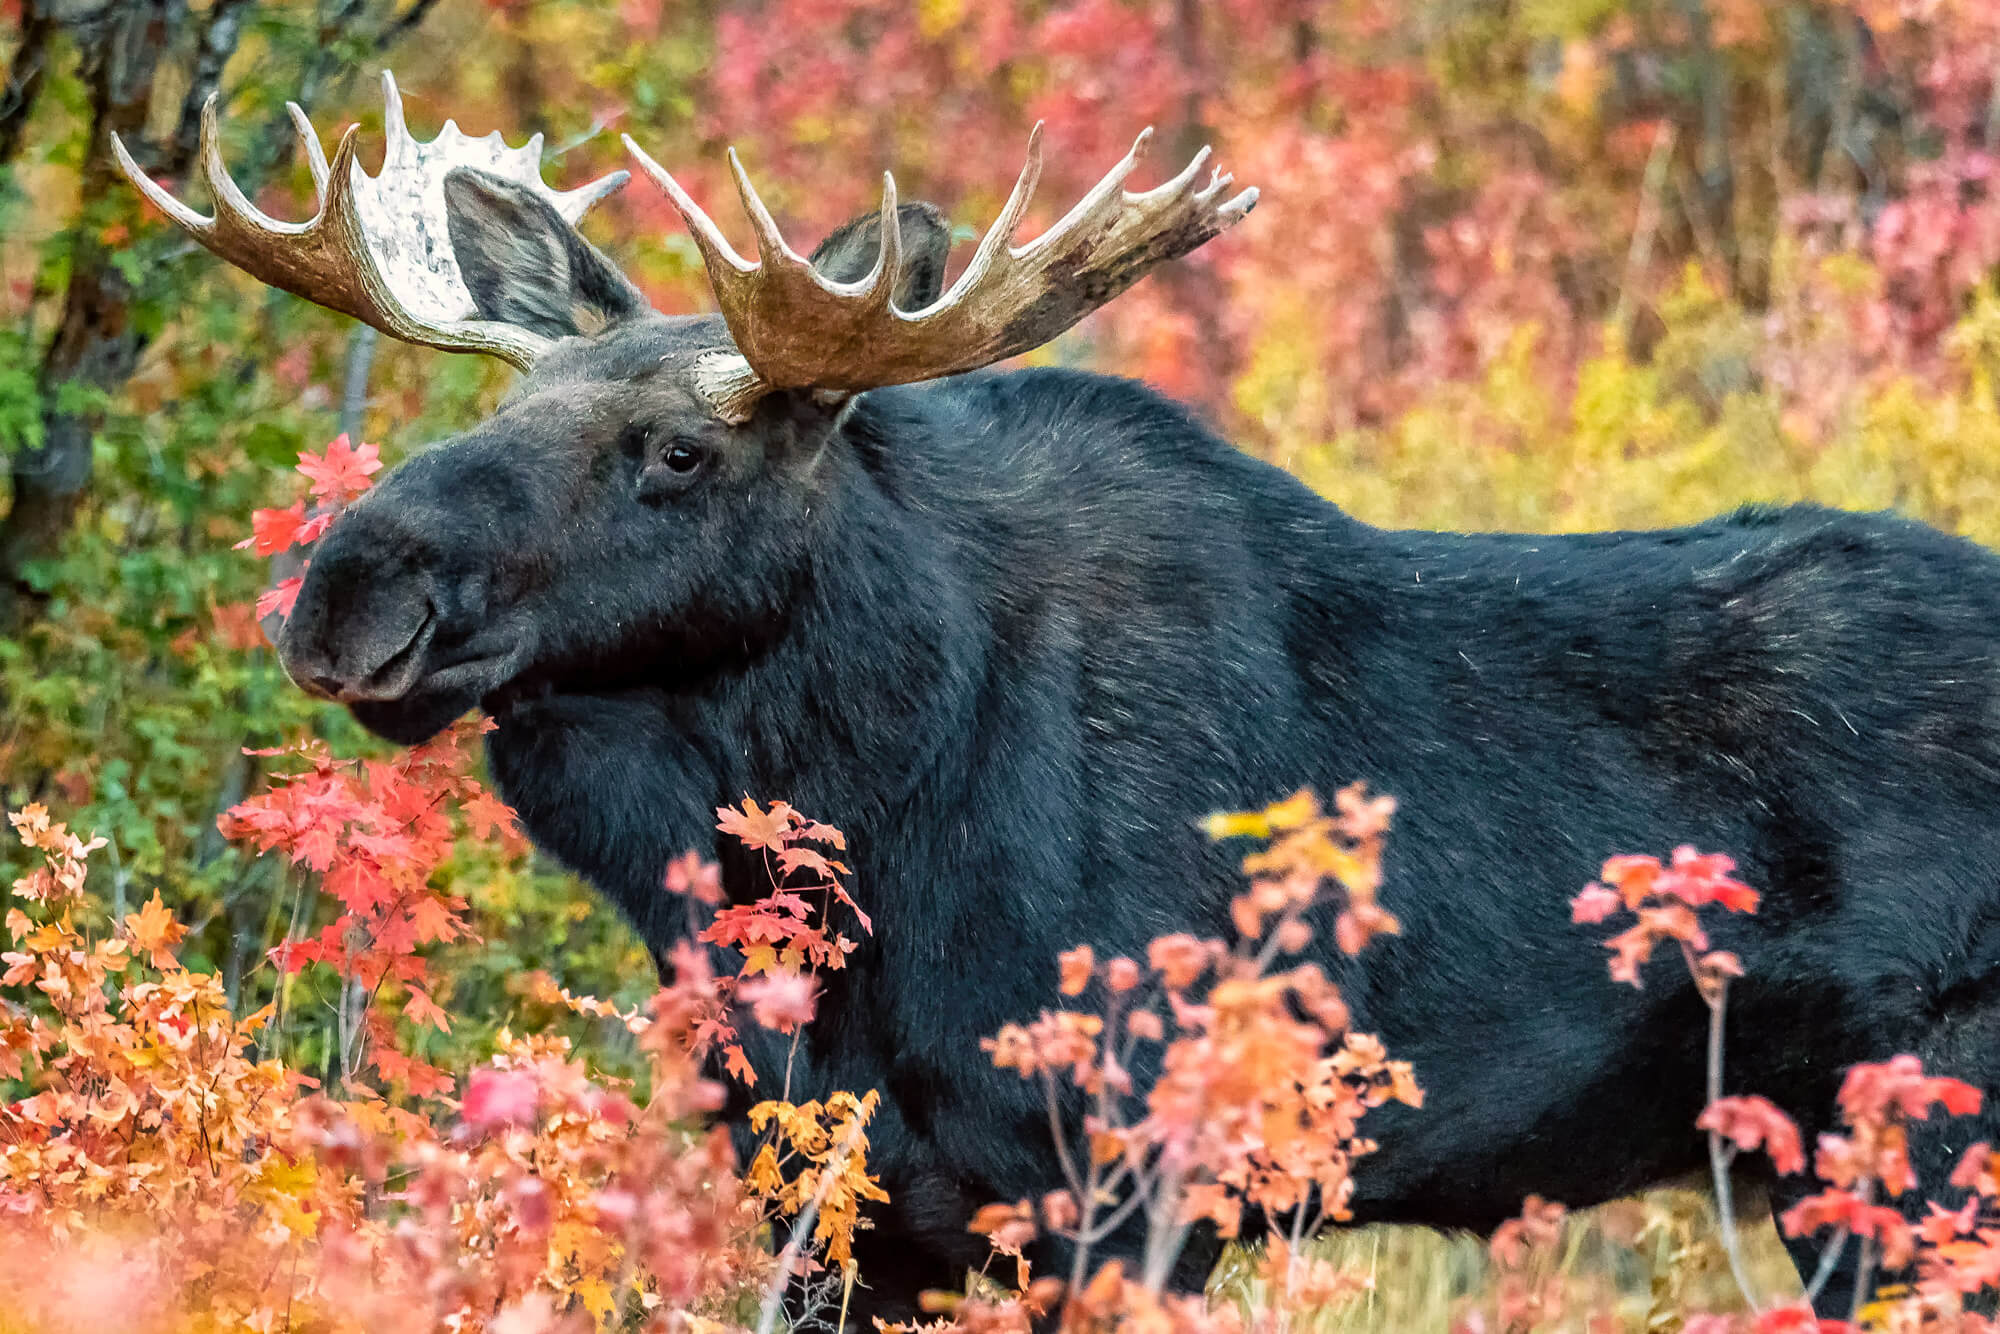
20;734;2000;1333
15;0;2000;1330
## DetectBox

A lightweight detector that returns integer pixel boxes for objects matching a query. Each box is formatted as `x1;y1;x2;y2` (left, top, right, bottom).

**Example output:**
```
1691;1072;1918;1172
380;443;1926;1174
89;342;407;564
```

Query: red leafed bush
1569;847;1998;1333
0;717;886;1332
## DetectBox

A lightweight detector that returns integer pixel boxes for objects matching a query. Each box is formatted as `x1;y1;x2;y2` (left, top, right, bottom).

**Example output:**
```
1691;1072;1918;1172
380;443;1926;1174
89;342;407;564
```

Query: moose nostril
308;673;346;699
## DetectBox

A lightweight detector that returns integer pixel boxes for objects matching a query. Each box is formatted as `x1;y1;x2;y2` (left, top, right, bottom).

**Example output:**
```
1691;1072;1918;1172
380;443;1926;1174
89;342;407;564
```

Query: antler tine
860;171;904;312
1218;179;1259;222
381;69;412;156
113;71;629;371
1012;125;1152;264
1141;142;1212;207
620;135;755;276
726;148;811;277
945;122;1046;305
287;102;332;198
111;125;207;234
564;168;631;216
198;93;291;237
627;122;1256;422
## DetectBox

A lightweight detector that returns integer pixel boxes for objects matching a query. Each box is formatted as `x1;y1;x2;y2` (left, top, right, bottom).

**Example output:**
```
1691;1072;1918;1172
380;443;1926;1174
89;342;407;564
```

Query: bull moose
118;74;2000;1321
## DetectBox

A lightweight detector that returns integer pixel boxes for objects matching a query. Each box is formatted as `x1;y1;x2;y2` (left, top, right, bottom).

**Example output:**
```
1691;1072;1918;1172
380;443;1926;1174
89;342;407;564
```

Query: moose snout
277;578;440;704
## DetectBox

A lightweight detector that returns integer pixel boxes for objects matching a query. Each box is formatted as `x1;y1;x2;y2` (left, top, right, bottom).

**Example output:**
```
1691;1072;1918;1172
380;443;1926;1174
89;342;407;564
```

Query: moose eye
635;437;711;504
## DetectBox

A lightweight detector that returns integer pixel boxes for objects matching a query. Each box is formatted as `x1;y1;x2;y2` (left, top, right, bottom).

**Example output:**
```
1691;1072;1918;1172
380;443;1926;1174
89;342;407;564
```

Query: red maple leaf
462;789;520;844
1698;1095;1805;1175
237;503;308;556
401;986;452;1034
297;434;383;506
461;1067;538;1130
257;575;305;620
371;1044;455;1099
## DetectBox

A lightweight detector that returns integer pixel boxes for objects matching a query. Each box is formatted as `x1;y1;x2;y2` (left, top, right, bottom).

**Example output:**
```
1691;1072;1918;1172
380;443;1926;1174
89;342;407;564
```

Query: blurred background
3;0;1996;1322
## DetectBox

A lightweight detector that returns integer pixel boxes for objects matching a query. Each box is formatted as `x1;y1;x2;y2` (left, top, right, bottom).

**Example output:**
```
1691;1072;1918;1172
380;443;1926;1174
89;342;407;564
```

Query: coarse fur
276;171;2000;1322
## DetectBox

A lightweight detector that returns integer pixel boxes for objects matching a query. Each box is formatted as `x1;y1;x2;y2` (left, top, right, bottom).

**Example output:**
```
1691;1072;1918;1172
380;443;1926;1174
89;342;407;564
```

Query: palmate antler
115;68;1255;419
623;125;1258;422
111;71;627;370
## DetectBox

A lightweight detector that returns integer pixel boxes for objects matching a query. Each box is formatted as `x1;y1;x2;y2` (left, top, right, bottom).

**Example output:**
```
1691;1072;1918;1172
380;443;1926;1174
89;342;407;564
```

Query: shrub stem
1703;974;1762;1311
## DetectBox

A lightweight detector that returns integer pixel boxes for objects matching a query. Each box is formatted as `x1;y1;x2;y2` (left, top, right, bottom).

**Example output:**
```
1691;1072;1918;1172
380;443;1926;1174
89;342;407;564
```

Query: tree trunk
0;0;56;167
0;0;183;635
0;0;440;636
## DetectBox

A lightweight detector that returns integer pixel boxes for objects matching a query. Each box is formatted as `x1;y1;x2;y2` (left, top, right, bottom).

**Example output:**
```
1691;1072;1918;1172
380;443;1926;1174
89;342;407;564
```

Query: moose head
115;75;1255;744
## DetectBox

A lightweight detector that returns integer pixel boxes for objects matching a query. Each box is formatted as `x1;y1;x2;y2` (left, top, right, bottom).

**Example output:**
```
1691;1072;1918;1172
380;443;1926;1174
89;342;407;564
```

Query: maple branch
1078;1172;1150;1248
754;1114;867;1334
1804;1181;1865;1306
1612;122;1678;352
1139;1154;1195;1292
373;0;441;50
1851;1231;1878;1324
1044;1074;1085;1201
1699;968;1762;1312
338;325;378;458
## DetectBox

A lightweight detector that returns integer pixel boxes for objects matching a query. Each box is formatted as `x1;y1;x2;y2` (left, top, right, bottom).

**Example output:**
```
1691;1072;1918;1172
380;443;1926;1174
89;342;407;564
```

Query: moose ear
809;202;953;311
443;167;648;340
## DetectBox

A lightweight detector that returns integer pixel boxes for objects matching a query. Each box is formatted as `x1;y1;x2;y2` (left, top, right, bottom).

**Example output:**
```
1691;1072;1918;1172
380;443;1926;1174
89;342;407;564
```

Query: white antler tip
380;70;407;132
1223;186;1258;219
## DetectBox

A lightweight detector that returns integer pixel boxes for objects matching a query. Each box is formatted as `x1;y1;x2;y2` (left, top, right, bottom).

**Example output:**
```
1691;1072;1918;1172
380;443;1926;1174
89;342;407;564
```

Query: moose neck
657;400;990;844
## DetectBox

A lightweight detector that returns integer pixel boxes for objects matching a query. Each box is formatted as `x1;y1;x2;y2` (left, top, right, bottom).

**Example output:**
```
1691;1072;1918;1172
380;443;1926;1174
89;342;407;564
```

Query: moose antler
111;71;628;370
623;125;1257;422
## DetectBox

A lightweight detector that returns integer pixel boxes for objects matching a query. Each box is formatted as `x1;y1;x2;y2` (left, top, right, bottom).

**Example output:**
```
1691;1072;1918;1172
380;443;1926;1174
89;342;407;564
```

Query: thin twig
372;0;441;51
338;324;377;444
1850;1233;1877;1324
1804;1218;1856;1305
1701;972;1762;1311
1612;123;1679;350
1044;1074;1085;1199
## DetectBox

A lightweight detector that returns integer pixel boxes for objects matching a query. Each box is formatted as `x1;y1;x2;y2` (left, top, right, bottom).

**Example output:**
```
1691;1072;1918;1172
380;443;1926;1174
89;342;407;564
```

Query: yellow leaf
746;1142;784;1196
1201;810;1270;841
259;1154;317;1199
573;1275;615;1325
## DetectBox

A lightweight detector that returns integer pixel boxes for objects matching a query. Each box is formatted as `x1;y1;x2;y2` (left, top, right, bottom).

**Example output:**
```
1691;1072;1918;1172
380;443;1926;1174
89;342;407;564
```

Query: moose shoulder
119;75;2000;1322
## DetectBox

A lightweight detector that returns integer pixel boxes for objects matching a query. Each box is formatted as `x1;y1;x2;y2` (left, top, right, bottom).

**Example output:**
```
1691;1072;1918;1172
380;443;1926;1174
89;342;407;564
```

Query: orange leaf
716;798;795;851
123;890;188;969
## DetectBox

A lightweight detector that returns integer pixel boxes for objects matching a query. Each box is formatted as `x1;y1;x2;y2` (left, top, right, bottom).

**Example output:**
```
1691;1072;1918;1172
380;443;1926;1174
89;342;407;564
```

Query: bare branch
373;0;441;52
169;0;257;168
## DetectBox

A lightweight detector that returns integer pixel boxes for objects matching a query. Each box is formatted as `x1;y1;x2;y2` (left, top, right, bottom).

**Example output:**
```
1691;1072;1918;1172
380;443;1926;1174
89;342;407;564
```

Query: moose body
120;77;2000;1320
467;358;2000;1318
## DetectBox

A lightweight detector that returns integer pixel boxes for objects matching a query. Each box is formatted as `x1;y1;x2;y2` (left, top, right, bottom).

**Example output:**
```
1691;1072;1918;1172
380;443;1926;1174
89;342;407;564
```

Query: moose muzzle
278;582;438;704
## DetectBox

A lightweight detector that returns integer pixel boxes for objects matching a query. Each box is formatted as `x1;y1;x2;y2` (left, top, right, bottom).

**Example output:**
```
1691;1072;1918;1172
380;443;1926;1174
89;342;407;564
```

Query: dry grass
1210;1189;1806;1331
